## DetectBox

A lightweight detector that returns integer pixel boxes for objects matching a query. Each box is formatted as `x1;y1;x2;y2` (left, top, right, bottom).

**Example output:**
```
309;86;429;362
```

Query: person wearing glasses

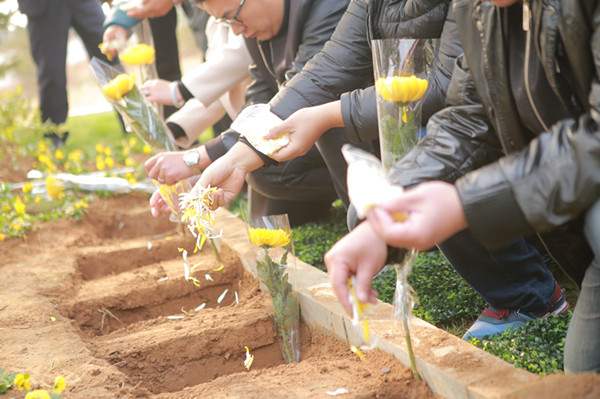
147;0;351;226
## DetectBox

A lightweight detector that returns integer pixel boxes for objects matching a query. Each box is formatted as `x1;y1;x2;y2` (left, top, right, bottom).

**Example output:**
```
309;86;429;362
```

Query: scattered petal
190;277;202;287
147;241;153;250
157;276;169;283
350;345;366;361
53;375;66;394
326;388;350;396
243;346;254;370
217;289;229;304
205;273;214;282
213;264;225;272
194;303;207;312
167;315;185;320
50;316;56;322
234;291;240;305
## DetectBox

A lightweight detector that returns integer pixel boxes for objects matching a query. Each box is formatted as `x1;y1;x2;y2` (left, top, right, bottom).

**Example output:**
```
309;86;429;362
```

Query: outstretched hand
265;101;343;162
366;181;468;250
141;79;177;105
324;221;387;314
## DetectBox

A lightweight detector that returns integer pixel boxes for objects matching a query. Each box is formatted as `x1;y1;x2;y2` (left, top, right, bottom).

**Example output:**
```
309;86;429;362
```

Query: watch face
183;150;199;167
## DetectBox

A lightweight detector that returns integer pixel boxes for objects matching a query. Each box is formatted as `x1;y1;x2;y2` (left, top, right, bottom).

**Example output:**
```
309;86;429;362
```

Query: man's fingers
355;262;376;304
327;258;353;314
265;121;290;139
368;208;425;249
144;155;158;174
270;144;297;162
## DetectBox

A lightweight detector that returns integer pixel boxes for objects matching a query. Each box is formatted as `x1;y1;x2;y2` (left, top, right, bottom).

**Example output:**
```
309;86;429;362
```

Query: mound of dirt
0;194;435;399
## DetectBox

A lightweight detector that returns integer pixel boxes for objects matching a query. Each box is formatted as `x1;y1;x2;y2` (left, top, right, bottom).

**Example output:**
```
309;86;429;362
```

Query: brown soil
0;194;435;398
0;146;35;182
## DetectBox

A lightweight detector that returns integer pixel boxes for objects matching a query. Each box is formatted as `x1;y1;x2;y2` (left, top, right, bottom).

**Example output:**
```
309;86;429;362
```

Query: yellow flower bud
120;43;155;65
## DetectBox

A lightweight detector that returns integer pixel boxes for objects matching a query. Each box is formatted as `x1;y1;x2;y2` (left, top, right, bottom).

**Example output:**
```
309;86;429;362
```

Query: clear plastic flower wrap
342;143;420;379
247;214;300;363
90;58;175;151
372;38;431;171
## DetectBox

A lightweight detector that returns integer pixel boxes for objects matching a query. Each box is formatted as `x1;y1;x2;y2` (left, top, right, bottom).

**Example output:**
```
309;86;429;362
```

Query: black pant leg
149;7;181;118
26;0;71;124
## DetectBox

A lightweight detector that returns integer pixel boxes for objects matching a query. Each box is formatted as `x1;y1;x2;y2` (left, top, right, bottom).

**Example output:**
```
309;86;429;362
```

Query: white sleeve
181;22;252;107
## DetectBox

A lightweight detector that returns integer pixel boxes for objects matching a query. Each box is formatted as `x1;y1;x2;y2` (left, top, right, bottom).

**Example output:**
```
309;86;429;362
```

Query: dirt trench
0;194;433;399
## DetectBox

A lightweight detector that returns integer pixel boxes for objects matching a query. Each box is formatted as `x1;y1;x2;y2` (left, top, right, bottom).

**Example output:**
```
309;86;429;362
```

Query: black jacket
270;0;459;143
390;0;599;284
205;0;349;160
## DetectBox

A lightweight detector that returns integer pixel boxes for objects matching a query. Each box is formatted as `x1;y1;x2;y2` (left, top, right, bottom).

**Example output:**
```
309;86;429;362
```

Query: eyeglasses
215;0;247;25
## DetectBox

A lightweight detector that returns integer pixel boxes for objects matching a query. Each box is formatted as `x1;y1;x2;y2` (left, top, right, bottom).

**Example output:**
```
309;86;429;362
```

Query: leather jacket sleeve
406;24;600;250
387;53;504;199
341;7;461;144
269;0;372;119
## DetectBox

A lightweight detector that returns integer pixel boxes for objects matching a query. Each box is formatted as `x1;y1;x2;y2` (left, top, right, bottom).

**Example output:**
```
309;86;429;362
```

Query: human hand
265;101;343;162
324;221;387;314
141;79;179;105
149;190;171;217
101;25;129;59
366;181;468;250
196;143;263;208
127;0;176;19
144;147;209;185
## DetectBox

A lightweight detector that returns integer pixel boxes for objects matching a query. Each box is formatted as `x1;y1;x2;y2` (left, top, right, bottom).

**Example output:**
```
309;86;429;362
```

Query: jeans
439;230;556;315
565;199;600;373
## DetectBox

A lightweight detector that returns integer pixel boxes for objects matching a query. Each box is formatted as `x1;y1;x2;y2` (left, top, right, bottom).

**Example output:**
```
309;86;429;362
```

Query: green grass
63;112;123;155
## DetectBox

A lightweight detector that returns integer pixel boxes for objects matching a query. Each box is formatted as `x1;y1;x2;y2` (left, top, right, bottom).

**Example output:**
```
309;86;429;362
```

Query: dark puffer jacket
270;0;458;143
389;0;600;284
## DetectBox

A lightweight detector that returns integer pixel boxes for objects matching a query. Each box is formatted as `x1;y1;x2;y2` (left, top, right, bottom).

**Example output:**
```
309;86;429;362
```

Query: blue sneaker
463;284;568;341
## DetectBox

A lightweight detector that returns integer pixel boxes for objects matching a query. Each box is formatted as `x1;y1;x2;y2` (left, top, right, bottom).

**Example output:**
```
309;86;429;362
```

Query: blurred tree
0;0;19;78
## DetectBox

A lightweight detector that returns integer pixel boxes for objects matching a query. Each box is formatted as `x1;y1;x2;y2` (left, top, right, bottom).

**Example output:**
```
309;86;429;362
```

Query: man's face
490;0;521;7
200;0;284;41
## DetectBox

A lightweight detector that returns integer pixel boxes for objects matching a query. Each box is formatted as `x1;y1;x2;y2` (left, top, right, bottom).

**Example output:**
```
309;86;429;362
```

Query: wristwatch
182;148;201;168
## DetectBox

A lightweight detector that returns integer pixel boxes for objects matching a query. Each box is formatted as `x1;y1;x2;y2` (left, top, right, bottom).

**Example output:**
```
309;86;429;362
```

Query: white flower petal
217;288;229;304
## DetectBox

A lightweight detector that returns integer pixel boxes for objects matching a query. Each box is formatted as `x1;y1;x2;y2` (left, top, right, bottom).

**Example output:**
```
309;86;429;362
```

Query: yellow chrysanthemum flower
128;137;138;148
0;233;5;241
68;149;83;162
14;196;26;216
248;228;291;248
102;74;135;101
25;390;51;399
375;75;429;103
105;157;115;169
54;149;64;160
74;199;88;210
120;43;155;65
95;143;104;153
53;375;66;394
142;144;152;155
124;157;135;167
45;175;64;200
22;182;33;194
14;373;31;391
96;156;106;171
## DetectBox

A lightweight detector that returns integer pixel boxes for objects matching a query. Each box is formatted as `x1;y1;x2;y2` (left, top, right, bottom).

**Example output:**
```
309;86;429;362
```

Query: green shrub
374;251;485;328
292;206;347;270
470;312;571;374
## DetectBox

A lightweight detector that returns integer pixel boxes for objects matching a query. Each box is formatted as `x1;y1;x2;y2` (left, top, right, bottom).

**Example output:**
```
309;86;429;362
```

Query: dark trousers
247;146;338;226
565;199;600;373
25;0;108;125
149;7;181;119
439;230;556;315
